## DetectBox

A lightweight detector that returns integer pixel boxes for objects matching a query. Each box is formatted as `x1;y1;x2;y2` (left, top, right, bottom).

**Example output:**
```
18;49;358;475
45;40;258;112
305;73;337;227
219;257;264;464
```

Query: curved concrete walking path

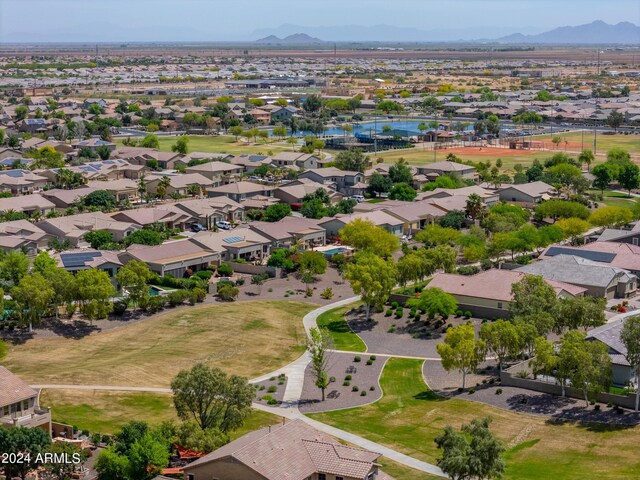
32;296;446;477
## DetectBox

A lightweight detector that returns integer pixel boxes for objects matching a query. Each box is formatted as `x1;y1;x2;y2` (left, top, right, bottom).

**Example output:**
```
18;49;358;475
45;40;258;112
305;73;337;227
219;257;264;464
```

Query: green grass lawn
589;189;638;209
115;135;293;156
316;305;367;352
309;358;640;480
40;388;280;437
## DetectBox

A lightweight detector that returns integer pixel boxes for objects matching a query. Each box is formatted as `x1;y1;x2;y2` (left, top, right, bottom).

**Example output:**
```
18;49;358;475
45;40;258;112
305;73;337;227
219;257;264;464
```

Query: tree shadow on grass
414;389;446;402
46;318;101;339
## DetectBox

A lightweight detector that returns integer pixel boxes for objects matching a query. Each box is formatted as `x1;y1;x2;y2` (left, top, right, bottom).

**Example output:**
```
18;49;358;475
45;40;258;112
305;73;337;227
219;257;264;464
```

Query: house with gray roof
515;254;637;299
587;318;635;387
496;181;554;204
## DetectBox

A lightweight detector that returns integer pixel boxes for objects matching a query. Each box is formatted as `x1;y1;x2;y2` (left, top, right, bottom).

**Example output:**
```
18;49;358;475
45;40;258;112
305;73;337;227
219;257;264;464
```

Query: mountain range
252;21;640;44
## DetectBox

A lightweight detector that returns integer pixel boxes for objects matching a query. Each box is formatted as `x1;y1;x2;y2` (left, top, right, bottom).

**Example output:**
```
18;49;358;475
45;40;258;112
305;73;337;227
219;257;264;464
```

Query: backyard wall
226;262;281;278
501;361;637;410
388;293;510;319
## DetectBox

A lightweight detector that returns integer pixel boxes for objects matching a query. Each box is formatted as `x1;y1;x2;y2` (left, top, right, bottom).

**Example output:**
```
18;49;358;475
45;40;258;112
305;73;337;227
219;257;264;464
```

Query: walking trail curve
33;296;446;478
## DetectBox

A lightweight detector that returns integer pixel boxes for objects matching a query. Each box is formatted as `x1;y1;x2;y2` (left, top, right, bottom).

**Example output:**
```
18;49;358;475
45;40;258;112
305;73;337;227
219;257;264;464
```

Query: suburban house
120;239;219;277
207;181;274;203
516;254;637;299
416;161;477;180
71;137;117;153
496;181;554;204
182;419;390;480
271;152;320;170
596;222;640;246
427;269;586;319
111;205;194;231
274;179;343;206
0;169;50;195
0;194;56;217
0;366;52;435
319;211;404;238
174;197;245;229
87;179;139;204
114;147;184;170
249;217;326;249
229;154;273;173
270;106;299;122
146;173;215;197
191;227;272;262
382;200;446;236
185;161;244;185
587;318;635;387
54;248;123;285
41;187;99;210
541;242;640;275
299;168;367;196
37;212;141;247
0;220;51;254
240;195;281;211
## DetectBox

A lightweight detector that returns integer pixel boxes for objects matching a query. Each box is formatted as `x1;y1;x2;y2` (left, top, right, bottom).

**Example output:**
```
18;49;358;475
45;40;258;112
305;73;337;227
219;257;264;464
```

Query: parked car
217;220;232;230
352;195;365;202
190;223;206;232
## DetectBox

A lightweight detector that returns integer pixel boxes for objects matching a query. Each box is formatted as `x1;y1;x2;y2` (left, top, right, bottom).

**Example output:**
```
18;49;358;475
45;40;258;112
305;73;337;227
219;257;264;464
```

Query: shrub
261;394;273;401
385;308;393;317
370;386;375;391
345;375;352;381
370;355;376;361
90;433;101;445
146;296;165;313
217;263;233;277
267;398;278;405
258;385;265;391
101;434;112;445
457;265;479;276
167;289;189;307
112;300;128;316
194;270;213;280
409;308;416;317
387;325;396;333
329;376;336;383
590;399;596;406
414;313;421;322
360;390;367;396
267;386;277;393
495;388;503;395
236;278;245;286
354;356;361;362
395;307;403;318
594;404;601;411
352;386;359;392
343;381;351;386
481;259;492;270
464;311;472;319
516;370;528;379
320;287;334;299
217;283;239;301
456;309;463;317
366;360;373;365
391;301;399;309
190;287;207;303
468;388;475;394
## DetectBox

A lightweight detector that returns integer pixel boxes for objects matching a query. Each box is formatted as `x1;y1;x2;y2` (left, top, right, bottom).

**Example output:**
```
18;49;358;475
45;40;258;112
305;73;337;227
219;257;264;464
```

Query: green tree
590;205;633;227
578;149;595;171
439;210;466;230
339;219;399;258
84;230;114;249
0;250;29;285
171;136;189;154
376;100;404;114
556;217;590;244
437;323;486;389
534;200;590;223
344;252;397;320
298;250;328;290
480;320;522;372
396;253;425;287
591;163;612;193
76;268;115;321
388;158;413;184
388;182;416;201
264;203;291;222
407;288;458;319
125;229;163;246
32;251;57;274
229;126;244;141
555;296;605;332
510;275;557;335
435;417;505;480
41;266;76;318
306;327;333;401
465;193;484;222
415;224;461;247
335;149;369;172
0;426;51;480
128;432;170;480
250;273;269;295
300;197;327;219
367;172;393;197
140;134;160;149
606;110;625;131
621;316;640;411
618;163;640;197
171;363;254;432
423;244;458;273
95;447;130;480
83;190;116;210
12;273;55;332
116;260;153;309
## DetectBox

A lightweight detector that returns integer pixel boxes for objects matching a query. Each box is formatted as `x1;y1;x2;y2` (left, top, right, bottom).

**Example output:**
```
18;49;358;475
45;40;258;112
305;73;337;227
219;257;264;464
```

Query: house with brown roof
0;194;56;217
184;161;243;185
41;187;99;210
120;239;219;277
319;211;404;238
182;419;391;480
299;168;366;197
146;173;215;197
111;205;194;231
0;366;52;435
37;212;141;247
174;197;244;229
427;269;586;318
0;220;51;254
249;217;326;249
87;179;139;204
0;170;50;195
191;227;272;262
207;181;274;203
416;161;477;180
271;152;320;170
274;179;343;206
54;248;123;286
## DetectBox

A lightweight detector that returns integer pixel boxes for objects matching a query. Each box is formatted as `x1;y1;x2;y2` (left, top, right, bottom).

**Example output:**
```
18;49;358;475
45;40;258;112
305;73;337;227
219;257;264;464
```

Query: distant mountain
498;21;640;44
255;33;324;45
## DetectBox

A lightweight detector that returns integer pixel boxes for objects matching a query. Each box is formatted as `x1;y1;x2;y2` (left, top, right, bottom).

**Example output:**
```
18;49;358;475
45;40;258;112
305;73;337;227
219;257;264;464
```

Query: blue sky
1;0;638;42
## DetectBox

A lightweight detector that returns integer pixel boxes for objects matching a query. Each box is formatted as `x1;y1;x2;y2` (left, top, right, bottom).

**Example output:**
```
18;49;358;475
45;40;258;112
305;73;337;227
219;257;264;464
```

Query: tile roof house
228;154;273;173
0;169;50;195
54;248;123;286
182;419;390;480
207;181;274;203
541;241;640;275
146;173;215;197
184;161;244;184
120;239;219;277
191;227;272;262
41;187;99;210
0;219;51;253
274;179;343;206
249;217;326;249
37;212;142;247
298;168;366;196
271;152;320;170
516;254;637;299
416;161;477;179
427;269;586;318
496;181;554;204
111;205;194;231
174;197;244;229
319;211;404;238
0;366;52;435
587;317;635;386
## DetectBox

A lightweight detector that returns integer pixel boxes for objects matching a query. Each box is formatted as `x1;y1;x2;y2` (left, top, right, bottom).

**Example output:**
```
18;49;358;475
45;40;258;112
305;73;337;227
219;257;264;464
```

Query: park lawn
535;131;640;154
5;301;315;387
375;147;541;170
309;358;640;480
376;458;443;480
115;135;293;156
316;305;367;352
589;189;638;209
40;388;280;437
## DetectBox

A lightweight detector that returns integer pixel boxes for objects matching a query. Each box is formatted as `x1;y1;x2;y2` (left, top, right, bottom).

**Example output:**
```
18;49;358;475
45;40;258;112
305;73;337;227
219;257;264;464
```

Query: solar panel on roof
60;251;101;268
223;236;243;244
546;246;616;263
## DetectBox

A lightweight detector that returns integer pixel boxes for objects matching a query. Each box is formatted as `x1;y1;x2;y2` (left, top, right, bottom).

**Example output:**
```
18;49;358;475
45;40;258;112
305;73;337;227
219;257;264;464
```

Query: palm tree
465;193;484;223
137;175;147;202
156;176;171;200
